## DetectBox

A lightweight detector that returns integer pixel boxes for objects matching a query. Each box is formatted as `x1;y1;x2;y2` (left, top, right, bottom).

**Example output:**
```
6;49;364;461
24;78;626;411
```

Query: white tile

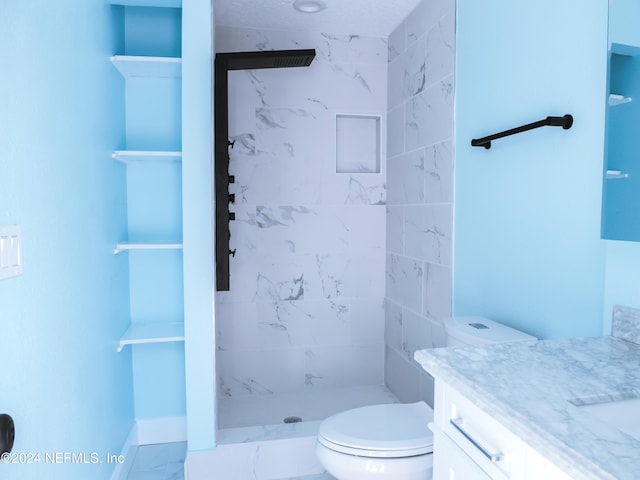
403;36;427;99
425;13;455;87
384;345;421;403
387;149;425;205
404;204;453;266
424;262;453;319
385;253;424;313
406;0;454;46
384;299;403;352
350;298;385;345
304;345;383;390
388;20;406;63
401;309;431;361
217;349;306;396
424;140;454;204
386;104;405;158
386;206;404;253
405;75;454;150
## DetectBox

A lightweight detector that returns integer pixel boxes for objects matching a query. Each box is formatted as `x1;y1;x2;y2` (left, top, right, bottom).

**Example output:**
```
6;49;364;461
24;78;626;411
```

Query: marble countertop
415;336;640;480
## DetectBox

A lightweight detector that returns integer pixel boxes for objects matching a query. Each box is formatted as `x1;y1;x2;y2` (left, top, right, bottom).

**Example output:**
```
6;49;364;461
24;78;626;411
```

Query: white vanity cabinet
432;379;573;480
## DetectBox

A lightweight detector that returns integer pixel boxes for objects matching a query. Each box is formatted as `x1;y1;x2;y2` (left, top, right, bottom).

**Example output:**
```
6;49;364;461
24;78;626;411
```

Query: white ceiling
214;0;423;37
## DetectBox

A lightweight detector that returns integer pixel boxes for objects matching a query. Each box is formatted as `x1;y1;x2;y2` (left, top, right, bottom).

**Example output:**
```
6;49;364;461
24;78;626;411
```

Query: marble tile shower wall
384;0;455;405
215;26;388;399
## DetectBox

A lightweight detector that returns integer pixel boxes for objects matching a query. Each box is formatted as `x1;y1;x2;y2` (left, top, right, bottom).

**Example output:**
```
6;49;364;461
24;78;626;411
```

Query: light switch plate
0;226;22;280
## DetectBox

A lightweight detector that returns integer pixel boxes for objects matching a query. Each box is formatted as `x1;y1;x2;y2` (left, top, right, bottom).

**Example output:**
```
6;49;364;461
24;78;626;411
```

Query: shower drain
283;416;303;424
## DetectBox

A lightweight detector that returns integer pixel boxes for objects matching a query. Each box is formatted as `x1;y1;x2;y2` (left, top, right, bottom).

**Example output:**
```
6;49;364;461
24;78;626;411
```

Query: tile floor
126;442;187;480
125;384;392;479
124;442;336;479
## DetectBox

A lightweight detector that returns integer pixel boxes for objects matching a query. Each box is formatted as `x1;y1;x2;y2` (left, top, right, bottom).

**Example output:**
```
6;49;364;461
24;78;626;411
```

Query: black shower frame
214;49;316;291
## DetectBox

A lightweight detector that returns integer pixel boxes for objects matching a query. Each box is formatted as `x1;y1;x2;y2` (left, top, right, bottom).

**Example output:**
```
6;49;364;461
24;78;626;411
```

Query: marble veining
612;304;640;345
415;336;640;480
217;23;387;409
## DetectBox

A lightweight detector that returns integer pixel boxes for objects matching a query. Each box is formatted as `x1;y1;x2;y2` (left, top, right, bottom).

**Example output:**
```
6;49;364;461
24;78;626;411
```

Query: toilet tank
443;316;537;347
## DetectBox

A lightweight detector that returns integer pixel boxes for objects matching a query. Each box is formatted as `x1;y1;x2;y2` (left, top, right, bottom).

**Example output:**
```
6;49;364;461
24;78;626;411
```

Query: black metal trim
471;114;573;149
214;49;316;291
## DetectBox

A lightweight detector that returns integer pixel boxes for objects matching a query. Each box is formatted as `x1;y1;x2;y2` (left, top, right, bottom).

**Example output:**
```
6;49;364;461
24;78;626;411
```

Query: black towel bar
471;114;573;149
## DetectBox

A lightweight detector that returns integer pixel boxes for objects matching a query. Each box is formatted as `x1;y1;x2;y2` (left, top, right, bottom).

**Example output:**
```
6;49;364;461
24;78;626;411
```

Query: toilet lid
318;402;433;458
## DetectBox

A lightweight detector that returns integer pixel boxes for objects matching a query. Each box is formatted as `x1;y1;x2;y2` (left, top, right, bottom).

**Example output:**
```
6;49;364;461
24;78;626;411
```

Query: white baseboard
137;416;188;445
110;416;187;480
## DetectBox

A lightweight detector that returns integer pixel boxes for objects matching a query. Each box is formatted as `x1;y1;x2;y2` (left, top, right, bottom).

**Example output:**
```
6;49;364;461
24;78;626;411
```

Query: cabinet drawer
436;380;526;480
433;428;492;480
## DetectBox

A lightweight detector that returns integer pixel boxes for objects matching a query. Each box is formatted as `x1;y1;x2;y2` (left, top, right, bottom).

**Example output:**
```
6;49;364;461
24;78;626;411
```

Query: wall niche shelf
110;55;182;79
114;242;183;254
117;322;185;352
609;93;632;106
112;150;182;164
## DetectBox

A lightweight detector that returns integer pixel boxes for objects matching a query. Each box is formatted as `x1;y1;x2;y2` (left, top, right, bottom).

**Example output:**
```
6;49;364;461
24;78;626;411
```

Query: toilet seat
318;402;433;459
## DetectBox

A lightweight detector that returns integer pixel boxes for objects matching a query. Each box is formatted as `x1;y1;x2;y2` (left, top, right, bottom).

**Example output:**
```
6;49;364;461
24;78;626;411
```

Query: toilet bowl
316;316;537;479
316;402;433;480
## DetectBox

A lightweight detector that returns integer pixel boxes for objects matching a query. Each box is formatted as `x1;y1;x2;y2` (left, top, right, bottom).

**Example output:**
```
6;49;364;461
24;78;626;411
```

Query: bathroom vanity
415;336;640;480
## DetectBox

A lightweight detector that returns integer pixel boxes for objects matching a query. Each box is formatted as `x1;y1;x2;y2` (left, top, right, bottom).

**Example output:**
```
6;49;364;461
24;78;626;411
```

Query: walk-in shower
213;26;394;442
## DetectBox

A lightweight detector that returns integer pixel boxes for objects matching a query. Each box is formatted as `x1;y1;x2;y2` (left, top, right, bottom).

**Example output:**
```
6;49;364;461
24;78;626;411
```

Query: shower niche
336;114;381;174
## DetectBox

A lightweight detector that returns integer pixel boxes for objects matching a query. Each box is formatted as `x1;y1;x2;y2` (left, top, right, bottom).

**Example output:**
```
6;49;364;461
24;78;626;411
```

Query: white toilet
316;316;536;480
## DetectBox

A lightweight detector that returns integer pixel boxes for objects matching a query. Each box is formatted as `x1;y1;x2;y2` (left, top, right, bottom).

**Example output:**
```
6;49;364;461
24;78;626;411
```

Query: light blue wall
609;0;640;48
0;1;133;479
182;0;216;450
454;0;609;339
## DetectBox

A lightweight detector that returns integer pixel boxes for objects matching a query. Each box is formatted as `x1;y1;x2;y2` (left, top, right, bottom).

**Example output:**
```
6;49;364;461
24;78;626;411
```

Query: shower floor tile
218;384;398;429
283;474;337;480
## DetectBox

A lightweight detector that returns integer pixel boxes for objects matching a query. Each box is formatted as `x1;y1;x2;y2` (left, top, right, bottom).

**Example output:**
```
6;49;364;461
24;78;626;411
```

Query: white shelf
606;169;630;180
609;93;632;106
112;150;182;164
110;55;182;78
117;322;185;352
114;242;183;254
110;0;181;6
611;43;640;57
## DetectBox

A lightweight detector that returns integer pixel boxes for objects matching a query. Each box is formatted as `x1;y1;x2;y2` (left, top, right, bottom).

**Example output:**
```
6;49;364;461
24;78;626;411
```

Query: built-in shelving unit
109;0;187;432
117;322;185;352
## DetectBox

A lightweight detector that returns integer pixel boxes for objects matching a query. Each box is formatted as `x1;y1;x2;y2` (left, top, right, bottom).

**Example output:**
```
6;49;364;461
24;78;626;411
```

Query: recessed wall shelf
112;150;182;163
110;55;182;79
336;114;381;173
117;322;185;352
609;93;632;106
114;242;183;254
